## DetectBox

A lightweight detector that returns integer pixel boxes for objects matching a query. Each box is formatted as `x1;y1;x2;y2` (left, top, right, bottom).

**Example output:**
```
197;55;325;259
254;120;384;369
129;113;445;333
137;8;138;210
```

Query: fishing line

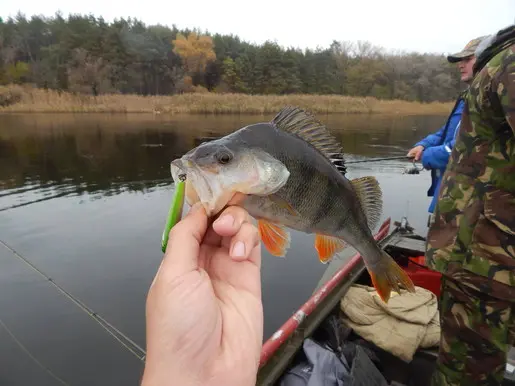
0;240;146;363
0;316;71;386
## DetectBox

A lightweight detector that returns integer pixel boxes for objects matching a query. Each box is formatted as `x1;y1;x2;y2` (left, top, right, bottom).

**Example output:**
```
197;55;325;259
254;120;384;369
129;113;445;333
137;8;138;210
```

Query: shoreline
0;85;453;116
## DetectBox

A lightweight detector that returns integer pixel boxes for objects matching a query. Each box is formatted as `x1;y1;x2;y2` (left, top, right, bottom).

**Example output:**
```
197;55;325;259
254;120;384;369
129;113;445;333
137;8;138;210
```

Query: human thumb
162;202;208;278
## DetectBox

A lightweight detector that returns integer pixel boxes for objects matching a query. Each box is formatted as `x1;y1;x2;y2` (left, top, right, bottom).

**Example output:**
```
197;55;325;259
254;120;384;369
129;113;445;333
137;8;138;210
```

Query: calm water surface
0;112;445;385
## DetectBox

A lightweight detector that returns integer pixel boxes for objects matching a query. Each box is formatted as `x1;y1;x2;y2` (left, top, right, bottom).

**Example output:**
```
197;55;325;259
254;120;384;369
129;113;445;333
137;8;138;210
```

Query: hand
142;200;263;386
407;145;424;161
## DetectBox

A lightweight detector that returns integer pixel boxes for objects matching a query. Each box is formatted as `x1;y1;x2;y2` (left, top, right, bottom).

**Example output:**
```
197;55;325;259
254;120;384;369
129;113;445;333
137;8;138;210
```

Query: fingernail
232;241;245;258
214;214;234;228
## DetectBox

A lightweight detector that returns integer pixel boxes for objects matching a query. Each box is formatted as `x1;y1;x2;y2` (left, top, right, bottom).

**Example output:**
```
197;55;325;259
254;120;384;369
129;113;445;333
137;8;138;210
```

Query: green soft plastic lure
161;175;186;253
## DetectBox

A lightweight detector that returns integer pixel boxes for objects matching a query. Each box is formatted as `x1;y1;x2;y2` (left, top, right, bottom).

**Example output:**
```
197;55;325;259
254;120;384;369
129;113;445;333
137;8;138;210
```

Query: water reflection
0;112;445;385
0;113;441;202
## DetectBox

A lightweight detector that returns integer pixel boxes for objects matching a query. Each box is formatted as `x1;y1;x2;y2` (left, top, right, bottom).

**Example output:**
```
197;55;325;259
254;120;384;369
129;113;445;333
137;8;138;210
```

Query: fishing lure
161;174;186;253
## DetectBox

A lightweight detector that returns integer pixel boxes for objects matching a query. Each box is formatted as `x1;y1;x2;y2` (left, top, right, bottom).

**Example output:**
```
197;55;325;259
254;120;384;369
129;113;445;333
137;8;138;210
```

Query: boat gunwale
257;217;515;385
258;217;392;374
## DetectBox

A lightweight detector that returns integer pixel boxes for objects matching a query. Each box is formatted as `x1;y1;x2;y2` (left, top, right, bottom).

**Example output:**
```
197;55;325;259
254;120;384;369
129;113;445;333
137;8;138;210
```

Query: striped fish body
172;107;415;302
232;122;376;243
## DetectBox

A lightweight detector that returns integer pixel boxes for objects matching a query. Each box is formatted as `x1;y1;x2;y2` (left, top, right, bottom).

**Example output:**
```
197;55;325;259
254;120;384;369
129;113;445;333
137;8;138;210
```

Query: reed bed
0;84;453;116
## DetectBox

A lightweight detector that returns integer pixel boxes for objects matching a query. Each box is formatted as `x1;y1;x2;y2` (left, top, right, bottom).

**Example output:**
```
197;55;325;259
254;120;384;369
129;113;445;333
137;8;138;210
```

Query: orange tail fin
368;251;416;303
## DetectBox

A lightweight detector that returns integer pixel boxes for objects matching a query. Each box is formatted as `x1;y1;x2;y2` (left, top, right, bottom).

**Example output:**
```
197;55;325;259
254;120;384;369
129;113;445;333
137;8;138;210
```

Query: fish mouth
170;158;212;201
170;158;222;216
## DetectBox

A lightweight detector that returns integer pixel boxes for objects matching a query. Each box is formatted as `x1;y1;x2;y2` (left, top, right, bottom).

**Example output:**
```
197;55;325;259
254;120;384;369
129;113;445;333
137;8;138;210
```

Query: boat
256;217;515;386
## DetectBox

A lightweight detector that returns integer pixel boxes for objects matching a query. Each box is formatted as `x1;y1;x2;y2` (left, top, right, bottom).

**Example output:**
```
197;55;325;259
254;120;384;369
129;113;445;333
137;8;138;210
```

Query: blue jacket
414;96;465;213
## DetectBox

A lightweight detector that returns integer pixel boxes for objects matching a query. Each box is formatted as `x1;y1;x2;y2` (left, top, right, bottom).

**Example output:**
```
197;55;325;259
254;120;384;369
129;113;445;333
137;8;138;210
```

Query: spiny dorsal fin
350;176;383;231
328;152;347;175
272;106;346;174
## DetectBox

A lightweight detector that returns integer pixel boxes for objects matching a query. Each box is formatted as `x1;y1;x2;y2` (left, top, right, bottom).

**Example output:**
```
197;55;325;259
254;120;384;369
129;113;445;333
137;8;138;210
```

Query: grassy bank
0;84;453;115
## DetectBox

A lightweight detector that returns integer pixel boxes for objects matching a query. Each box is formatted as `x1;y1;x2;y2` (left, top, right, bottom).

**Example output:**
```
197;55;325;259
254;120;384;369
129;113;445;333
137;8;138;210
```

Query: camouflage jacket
425;27;515;300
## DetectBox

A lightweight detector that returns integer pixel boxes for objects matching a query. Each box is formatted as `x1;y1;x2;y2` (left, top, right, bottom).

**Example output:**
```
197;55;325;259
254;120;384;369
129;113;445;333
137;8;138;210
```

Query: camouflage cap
447;36;487;63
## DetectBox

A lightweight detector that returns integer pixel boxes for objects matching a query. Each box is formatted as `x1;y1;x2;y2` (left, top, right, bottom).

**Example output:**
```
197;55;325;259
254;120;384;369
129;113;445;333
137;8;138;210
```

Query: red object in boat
259;217;392;368
404;255;442;297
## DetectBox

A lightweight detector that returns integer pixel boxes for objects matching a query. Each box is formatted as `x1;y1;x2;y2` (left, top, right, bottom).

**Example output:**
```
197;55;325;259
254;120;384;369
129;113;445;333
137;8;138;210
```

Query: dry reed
0;84;453;115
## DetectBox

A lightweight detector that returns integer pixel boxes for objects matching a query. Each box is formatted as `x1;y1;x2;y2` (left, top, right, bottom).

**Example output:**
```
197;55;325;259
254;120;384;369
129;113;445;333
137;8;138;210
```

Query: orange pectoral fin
314;234;347;263
257;220;291;258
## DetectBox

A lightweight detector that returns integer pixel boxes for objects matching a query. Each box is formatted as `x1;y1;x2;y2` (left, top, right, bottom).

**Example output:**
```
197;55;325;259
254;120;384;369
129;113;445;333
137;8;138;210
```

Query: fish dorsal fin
350;176;383;231
272;106;346;174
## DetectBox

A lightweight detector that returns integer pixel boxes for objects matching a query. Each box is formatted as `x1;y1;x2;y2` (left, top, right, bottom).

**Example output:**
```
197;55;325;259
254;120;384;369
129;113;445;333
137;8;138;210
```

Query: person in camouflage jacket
425;25;515;386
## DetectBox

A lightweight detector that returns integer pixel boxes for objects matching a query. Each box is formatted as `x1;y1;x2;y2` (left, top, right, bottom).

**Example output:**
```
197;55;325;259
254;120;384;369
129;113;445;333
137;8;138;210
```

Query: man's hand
142;202;263;386
407;145;424;161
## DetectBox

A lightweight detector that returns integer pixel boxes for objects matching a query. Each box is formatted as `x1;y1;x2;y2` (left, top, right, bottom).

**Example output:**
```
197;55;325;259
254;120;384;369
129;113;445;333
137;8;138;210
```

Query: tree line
0;12;464;102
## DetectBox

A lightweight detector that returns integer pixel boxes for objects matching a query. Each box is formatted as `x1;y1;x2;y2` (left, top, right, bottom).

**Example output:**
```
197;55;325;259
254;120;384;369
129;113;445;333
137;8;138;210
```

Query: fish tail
367;251;415;303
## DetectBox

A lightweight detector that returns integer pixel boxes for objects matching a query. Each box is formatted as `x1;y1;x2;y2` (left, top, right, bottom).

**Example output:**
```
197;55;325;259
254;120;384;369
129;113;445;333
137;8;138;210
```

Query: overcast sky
2;0;514;55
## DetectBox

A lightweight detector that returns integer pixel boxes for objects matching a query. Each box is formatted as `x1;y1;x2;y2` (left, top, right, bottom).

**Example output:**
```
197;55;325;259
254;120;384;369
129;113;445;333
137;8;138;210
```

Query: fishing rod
195;136;416;165
331;154;423;174
345;155;413;164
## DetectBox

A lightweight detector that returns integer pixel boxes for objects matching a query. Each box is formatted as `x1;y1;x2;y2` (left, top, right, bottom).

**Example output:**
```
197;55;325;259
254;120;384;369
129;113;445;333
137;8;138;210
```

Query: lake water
0;112;446;385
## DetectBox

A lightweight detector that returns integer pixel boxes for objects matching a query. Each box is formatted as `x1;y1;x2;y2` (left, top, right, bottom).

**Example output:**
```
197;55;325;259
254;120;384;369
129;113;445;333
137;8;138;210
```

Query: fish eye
217;151;232;165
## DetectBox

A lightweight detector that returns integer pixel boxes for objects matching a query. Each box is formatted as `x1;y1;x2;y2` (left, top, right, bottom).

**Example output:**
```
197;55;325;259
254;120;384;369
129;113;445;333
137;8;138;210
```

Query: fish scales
233;123;360;237
169;106;416;303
